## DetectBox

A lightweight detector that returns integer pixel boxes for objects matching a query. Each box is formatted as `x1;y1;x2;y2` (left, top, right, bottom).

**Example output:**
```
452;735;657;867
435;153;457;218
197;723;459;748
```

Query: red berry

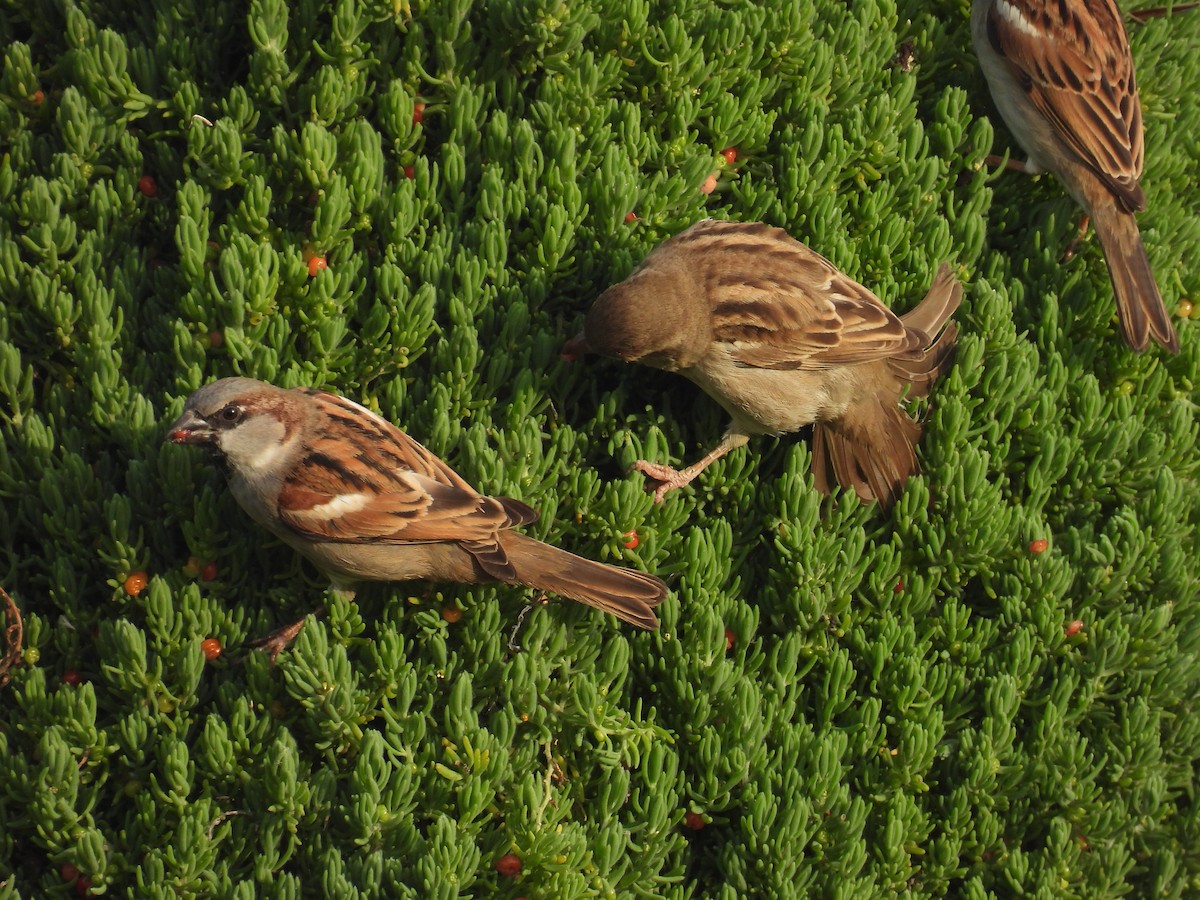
624;211;637;223
138;175;157;197
1064;619;1084;637
200;638;223;661
61;670;83;687
60;863;81;882
684;811;706;830
123;570;149;597
1029;539;1049;555
74;876;93;896
699;174;718;195
307;255;328;277
560;336;585;362
720;147;737;165
893;579;904;594
622;529;639;549
495;853;522;877
403;165;415;179
442;606;463;624
412;102;425;125
201;561;219;582
208;330;224;349
724;628;735;651
31;89;46;105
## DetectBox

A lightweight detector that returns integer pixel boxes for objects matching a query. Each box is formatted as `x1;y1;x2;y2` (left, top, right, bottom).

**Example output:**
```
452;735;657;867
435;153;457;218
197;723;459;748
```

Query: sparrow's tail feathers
497;532;667;629
1091;206;1179;354
814;266;961;507
812;399;921;509
892;264;962;394
899;263;962;341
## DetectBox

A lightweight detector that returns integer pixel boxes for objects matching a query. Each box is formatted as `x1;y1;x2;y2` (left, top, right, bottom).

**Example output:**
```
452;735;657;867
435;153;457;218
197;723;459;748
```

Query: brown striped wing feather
275;390;535;545
987;0;1144;209
673;221;919;370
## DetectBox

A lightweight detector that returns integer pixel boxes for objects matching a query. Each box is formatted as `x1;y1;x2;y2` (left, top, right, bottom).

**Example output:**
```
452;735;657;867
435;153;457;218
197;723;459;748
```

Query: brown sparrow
972;0;1179;353
166;378;667;647
564;220;962;508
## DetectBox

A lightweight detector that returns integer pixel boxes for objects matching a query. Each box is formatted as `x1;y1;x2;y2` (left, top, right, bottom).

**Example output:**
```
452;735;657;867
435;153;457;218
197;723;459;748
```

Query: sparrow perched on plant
971;0;1179;353
563;220;961;508
167;378;667;650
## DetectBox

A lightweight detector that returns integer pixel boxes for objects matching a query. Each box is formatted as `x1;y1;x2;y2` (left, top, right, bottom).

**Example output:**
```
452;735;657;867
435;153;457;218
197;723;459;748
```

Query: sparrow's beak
560;332;589;362
167;409;216;446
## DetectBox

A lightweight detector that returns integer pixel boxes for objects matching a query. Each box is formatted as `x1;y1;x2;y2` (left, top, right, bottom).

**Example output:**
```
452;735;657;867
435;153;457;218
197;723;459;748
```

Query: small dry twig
1;586;23;688
1129;1;1198;22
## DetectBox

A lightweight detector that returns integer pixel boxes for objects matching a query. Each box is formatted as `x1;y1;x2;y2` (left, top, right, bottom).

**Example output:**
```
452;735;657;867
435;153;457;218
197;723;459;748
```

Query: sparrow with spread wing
564;220;962;507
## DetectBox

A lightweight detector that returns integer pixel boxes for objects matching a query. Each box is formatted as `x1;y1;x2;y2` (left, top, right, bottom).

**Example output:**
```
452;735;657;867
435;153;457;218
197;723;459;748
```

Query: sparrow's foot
631;460;700;503
983;153;1037;174
250;607;324;664
1061;213;1091;262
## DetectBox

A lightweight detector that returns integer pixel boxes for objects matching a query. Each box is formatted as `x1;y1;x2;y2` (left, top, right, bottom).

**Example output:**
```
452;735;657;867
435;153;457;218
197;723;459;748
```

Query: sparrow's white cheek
995;0;1039;36
220;415;291;474
302;492;370;520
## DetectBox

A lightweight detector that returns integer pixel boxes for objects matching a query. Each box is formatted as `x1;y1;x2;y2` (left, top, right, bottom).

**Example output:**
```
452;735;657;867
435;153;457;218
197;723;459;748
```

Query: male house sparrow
565;220;961;508
972;0;1179;353
167;378;667;645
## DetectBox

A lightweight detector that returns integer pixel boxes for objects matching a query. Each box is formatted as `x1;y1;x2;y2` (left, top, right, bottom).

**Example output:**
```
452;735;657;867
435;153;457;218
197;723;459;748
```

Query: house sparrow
971;0;1179;353
564;219;961;508
166;378;667;651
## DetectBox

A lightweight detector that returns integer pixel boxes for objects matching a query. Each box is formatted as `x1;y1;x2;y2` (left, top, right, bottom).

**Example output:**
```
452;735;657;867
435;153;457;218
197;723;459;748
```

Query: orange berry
412;102;425;125
1029;539;1049;555
442;606;463;623
123;570;149;596
307;255;328;277
624;211;637;223
1064;619;1084;637
622;529;639;549
200;638;223;661
699;173;718;194
31;89;45;105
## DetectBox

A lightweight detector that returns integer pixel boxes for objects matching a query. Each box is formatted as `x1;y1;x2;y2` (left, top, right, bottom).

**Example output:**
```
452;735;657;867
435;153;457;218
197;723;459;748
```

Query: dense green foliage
1;0;1198;895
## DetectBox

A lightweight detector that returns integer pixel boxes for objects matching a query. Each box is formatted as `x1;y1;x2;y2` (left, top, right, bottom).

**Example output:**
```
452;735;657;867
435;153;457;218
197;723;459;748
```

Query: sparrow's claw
249;615;311;664
630;460;697;503
1061;213;1091;262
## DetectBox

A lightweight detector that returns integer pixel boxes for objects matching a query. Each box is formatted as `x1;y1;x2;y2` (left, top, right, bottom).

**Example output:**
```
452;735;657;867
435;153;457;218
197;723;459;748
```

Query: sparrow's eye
216;403;243;425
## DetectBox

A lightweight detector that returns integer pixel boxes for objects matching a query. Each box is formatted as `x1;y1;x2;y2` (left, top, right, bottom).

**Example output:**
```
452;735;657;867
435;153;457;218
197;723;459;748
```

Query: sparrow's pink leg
632;433;748;503
250;607;325;664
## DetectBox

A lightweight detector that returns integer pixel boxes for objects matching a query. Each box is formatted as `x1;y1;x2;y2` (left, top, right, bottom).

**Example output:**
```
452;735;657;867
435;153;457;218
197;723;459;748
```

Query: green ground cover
1;0;1197;895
